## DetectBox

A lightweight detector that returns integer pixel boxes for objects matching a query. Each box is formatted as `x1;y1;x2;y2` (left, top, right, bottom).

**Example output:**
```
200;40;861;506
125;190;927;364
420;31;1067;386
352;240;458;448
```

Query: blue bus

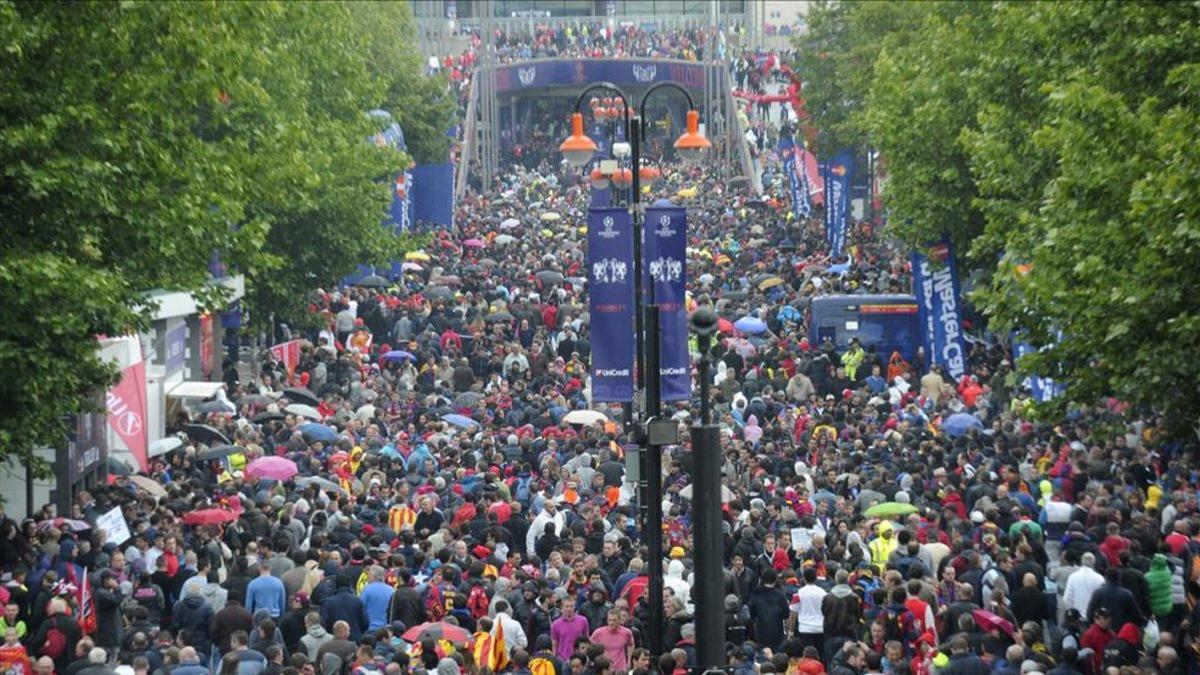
808;294;921;362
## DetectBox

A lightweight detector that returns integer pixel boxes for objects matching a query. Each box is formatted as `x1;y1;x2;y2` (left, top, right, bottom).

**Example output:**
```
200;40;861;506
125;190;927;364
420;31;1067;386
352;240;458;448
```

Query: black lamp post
689;306;725;670
561;81;711;657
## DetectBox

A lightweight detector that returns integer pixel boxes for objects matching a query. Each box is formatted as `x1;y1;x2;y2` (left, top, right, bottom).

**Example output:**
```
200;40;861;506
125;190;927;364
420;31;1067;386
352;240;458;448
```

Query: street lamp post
689;306;725;670
561;81;711;658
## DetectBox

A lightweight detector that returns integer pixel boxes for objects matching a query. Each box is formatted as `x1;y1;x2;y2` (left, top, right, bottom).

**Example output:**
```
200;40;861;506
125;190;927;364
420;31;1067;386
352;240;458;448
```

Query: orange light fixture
589;167;610;190
560;112;598;167
639;162;661;181
673;109;712;165
611;167;633;188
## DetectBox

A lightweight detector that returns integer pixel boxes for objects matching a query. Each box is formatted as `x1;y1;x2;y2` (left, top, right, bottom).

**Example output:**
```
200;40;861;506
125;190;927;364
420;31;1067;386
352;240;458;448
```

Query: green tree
847;1;1200;432
792;1;939;156
346;1;458;165
0;1;438;465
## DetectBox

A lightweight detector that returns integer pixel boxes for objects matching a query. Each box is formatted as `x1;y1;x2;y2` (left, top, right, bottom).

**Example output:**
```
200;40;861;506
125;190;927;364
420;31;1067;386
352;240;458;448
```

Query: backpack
882;605;919;651
425;584;446;621
467;585;490;620
41;624;68;661
515;476;533;506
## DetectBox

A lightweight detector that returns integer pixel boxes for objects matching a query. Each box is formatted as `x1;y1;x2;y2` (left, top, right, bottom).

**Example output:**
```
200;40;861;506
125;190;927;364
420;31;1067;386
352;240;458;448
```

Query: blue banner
911;241;967;381
779;136;810;221
644;205;691;401
824;151;853;258
494;59;712;93
588;207;636;402
1013;336;1067;403
412;163;455;228
389;170;413;233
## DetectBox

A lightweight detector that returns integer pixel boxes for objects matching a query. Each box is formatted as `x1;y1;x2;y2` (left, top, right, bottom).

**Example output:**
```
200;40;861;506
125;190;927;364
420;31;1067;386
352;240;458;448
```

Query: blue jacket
360;581;395;631
321;587;367;640
245;574;286;618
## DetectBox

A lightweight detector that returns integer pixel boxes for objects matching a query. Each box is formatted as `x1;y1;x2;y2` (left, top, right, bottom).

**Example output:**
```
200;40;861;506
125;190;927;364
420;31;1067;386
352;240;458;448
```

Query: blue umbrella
441;413;479;429
299;423;338;443
943;412;984;437
734;316;768;334
382;350;415;362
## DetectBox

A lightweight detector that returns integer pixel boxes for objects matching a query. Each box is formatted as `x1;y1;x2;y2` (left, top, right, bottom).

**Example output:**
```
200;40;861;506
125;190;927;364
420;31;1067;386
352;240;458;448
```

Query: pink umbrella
244;456;298;481
462;238;486;248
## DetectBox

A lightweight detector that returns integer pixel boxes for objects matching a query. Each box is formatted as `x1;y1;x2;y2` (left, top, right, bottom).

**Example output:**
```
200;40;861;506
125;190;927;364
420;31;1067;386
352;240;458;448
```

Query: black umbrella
184;423;230;446
282;387;319;406
196;445;243;461
238;394;275;407
106;456;133;476
536;270;564;284
485;311;515;323
354;274;390;288
722;290;749;300
251;411;287;423
424;286;454;301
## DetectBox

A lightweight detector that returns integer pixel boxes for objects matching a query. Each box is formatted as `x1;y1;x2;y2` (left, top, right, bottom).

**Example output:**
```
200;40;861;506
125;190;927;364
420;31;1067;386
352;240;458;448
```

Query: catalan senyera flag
389;503;417;531
488;616;510;671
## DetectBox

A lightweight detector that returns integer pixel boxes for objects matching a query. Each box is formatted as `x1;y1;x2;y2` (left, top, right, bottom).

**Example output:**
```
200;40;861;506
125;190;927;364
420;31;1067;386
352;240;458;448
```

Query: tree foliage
0;1;440;462
799;0;1200;432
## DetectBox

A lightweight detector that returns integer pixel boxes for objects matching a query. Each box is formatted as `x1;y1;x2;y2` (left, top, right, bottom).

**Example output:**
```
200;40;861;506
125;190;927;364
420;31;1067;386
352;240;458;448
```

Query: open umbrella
182;508;239;526
540;211;561;222
354;275;390;288
734;316;768;334
149;436;183;457
285;404;322;421
758;277;784;291
500;218;520;229
485;311;514;323
36;517;91;533
440;413;478;428
424;286;454;301
943;412;984;437
562;410;609;426
401;261;424;272
971;609;1015;637
454;391;483;408
294;476;349;497
462;238;485;248
196;445;243;461
128;475;167;498
863;502;920;518
494;234;517;245
106;456;134;476
478;257;499;266
184;423;230;446
382;350;416;362
282;387;319;406
536;270;564;284
299;423;338;444
678;483;736;502
717;317;736;334
405;250;431;262
245;456;299;481
402;622;472;645
251;411;287;424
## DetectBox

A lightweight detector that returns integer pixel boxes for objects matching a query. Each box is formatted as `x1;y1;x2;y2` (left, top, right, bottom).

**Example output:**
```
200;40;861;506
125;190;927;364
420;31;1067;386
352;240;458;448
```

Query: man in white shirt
1062;552;1105;618
491;600;528;654
526;500;565;557
788;567;827;654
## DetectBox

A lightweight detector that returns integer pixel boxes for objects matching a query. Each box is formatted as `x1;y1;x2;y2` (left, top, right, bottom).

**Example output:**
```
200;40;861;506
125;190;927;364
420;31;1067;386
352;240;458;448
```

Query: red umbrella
971;609;1015;637
182;508;239;526
401;621;472;645
717;317;735;334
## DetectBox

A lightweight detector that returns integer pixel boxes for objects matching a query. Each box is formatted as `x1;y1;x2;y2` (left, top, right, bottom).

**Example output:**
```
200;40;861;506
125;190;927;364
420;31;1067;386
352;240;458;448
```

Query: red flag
106;338;148;471
69;565;96;634
489;615;510;671
269;340;301;377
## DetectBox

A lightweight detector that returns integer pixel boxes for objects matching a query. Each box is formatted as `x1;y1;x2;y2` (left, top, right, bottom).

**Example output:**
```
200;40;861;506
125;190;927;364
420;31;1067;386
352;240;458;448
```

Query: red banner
798;147;825;207
200;313;215;378
270;339;301;376
106;348;148;471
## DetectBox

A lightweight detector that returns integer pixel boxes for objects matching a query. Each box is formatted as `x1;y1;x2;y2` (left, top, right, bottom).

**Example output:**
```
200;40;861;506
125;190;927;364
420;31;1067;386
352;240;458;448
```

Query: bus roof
810;294;916;307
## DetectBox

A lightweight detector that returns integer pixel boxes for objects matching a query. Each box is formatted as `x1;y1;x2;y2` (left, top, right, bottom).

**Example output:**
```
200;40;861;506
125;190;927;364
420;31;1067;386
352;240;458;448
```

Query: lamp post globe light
560;80;711;659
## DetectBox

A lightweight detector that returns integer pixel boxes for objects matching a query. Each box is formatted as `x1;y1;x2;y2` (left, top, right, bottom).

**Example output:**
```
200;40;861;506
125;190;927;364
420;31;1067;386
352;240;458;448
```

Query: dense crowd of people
2;23;1199;675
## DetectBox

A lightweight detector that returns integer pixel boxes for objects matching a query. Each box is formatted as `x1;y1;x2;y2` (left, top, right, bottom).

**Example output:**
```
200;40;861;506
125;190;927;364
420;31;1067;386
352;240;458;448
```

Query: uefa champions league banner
389;170;413;233
1013;336;1067;402
824;151;853;258
911;240;968;381
778;136;810;220
588;207;636;402
644;205;691;401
